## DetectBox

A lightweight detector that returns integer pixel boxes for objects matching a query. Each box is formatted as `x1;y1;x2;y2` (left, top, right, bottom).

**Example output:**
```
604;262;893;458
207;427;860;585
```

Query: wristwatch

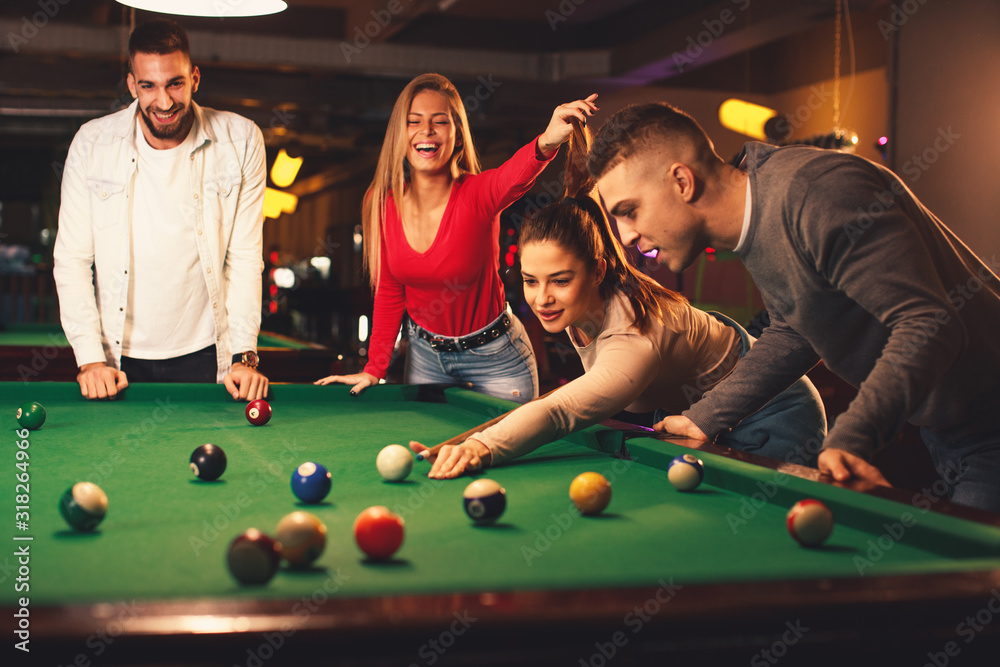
232;350;259;370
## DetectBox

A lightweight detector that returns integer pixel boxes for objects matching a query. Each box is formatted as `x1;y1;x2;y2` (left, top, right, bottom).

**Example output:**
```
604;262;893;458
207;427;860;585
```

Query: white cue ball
376;444;414;482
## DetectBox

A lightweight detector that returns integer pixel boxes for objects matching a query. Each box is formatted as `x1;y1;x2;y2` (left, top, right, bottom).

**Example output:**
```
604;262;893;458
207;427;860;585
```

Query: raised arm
470;95;599;217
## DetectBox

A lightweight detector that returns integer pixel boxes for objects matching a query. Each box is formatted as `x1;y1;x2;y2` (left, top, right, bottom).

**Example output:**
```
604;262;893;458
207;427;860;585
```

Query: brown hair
587;102;720;180
363;73;481;289
128;18;191;66
519;121;685;335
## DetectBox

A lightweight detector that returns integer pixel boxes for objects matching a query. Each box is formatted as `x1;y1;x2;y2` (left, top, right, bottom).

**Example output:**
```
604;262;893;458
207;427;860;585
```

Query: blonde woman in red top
317;73;597;403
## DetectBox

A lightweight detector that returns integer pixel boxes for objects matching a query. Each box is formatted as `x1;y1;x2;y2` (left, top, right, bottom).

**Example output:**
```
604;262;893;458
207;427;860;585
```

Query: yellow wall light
270;149;303;188
263;188;298;219
718;99;779;141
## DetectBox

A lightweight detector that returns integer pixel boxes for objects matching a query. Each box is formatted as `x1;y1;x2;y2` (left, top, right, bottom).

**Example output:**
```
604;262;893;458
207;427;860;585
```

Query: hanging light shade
116;1;287;18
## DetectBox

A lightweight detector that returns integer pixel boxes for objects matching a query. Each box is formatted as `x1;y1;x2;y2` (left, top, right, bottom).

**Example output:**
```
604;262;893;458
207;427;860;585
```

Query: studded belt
417;313;512;352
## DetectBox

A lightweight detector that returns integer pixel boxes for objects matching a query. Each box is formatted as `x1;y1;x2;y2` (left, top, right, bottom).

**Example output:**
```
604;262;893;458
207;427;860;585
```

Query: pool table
0;324;340;383
3;382;1000;666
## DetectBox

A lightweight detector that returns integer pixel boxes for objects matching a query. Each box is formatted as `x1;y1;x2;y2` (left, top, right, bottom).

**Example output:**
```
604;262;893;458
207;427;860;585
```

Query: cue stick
415;387;558;461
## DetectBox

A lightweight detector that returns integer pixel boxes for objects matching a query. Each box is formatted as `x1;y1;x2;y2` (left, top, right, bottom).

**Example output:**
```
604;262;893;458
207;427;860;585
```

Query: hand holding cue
415;388;558;461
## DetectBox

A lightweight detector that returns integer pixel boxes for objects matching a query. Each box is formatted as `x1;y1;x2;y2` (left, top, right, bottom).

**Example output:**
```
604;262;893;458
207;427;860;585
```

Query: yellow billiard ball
570;472;612;515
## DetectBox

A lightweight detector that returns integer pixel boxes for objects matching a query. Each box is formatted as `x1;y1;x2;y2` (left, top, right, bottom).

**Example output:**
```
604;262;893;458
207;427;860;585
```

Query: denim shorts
921;424;1000;513
404;306;538;404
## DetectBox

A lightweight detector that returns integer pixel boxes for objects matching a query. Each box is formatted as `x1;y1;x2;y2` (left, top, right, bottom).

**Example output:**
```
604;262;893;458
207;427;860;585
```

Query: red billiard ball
353;506;404;560
786;499;834;547
246;399;272;426
227;528;281;585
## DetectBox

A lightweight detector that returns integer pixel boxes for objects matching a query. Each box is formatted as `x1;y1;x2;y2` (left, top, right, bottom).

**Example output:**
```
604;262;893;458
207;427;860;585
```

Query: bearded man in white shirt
54;18;269;401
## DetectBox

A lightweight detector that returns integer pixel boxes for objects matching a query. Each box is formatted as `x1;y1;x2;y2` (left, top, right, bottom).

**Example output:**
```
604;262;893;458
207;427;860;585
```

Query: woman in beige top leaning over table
410;124;827;479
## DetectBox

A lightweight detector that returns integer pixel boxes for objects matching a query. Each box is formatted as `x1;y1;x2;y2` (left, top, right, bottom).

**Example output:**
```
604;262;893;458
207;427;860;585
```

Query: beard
139;102;195;142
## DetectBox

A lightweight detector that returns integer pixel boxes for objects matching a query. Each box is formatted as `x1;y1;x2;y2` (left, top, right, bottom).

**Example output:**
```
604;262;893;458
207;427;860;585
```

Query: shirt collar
733;156;752;253
117;99;212;154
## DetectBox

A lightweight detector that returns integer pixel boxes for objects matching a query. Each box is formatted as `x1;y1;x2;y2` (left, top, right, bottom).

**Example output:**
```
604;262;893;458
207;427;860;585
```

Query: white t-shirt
122;118;216;359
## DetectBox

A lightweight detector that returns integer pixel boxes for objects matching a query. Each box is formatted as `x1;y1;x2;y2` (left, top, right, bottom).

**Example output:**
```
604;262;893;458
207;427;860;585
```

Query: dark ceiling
0;0;889;197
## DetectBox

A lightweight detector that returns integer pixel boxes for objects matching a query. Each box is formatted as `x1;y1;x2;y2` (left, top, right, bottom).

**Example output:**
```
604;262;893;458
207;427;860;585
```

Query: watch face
243;351;259;367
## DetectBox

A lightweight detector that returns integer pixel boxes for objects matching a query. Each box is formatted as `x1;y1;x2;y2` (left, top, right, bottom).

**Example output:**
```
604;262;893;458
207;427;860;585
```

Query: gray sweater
685;142;1000;459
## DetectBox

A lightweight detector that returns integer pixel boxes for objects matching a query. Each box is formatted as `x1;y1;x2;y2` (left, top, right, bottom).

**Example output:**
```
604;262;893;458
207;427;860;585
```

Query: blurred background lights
718;99;777;141
272;267;295;290
358;315;370;343
270;149;303;188
263;188;298;219
310;257;331;281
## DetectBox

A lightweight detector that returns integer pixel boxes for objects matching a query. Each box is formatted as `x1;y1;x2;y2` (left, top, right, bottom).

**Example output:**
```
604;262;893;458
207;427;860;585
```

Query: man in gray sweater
589;102;1000;513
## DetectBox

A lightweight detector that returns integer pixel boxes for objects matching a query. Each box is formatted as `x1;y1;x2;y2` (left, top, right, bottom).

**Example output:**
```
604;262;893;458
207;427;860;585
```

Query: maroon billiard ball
226;528;281;585
246;399;272;426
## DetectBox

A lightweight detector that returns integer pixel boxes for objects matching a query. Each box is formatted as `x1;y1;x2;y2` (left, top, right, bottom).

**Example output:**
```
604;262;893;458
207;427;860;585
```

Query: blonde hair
363;73;481;289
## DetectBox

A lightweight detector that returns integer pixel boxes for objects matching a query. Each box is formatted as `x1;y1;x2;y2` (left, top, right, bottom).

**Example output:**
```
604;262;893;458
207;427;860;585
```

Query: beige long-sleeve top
474;290;741;465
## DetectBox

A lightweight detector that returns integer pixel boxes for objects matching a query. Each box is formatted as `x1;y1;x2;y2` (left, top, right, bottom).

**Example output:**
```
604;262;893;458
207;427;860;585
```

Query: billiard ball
59;482;108;532
291;462;332;504
462;478;506;524
190;444;227;481
667;454;704;492
226;528;281;585
275;511;327;568
570;472;612;515
16;401;46;430
376;444;413;482
245;399;271;426
786;499;834;547
353;506;404;560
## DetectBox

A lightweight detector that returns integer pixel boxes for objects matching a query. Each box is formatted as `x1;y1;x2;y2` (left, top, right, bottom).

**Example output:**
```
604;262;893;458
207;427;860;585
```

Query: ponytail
519;122;685;335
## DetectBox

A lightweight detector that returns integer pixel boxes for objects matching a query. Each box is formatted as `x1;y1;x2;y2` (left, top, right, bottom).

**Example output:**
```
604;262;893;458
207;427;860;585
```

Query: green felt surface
0;324;312;350
2;382;999;607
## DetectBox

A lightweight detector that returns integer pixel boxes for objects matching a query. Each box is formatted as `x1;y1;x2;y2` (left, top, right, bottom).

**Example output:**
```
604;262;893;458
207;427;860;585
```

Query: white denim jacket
53;100;266;381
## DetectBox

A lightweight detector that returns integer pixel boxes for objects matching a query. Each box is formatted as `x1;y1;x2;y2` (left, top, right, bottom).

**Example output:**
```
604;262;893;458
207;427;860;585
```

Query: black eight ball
190;444;227;481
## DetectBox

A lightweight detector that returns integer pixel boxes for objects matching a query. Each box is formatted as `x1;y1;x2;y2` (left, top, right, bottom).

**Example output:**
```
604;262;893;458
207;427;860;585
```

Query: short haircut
128;18;191;65
588;102;719;179
518;121;685;335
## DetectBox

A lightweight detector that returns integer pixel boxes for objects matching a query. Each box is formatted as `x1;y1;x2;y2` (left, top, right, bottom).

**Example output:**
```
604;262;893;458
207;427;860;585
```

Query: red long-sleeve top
364;137;556;378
